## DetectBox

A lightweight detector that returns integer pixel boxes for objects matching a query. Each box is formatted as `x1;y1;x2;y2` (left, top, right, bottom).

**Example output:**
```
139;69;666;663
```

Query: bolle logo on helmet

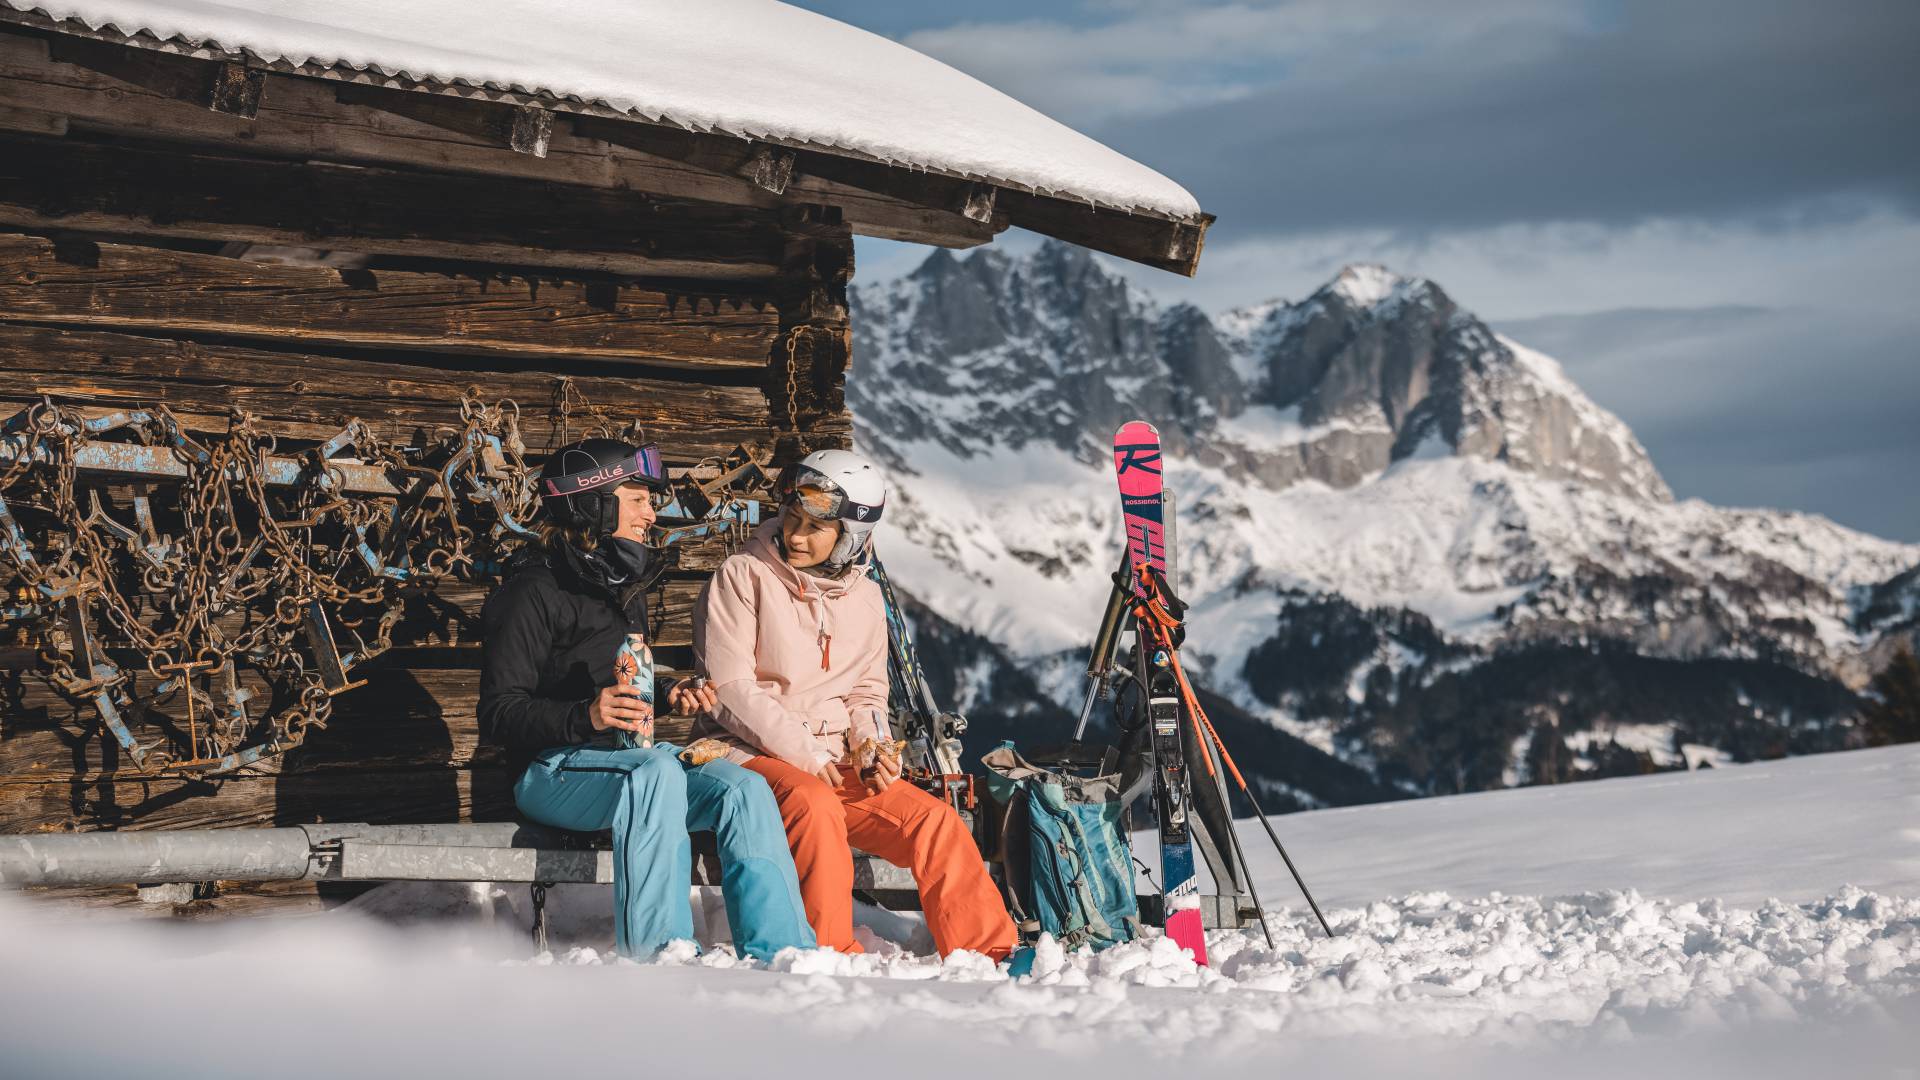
573;464;629;488
541;446;666;498
543;460;632;496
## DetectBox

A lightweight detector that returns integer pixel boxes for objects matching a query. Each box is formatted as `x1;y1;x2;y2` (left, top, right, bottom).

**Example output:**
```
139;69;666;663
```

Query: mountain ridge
850;241;1919;801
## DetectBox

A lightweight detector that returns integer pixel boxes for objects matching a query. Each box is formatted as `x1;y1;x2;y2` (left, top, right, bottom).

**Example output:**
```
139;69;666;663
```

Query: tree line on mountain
1861;646;1920;747
895;585;1914;811
1239;592;1884;796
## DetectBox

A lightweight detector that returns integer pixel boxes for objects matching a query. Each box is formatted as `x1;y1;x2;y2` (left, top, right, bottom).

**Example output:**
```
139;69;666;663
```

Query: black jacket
478;547;655;773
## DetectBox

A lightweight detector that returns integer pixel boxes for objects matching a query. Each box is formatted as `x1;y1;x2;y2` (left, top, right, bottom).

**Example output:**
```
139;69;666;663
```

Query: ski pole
1198;725;1277;949
1071;553;1134;741
1133;558;1335;938
1171;656;1335;938
1237;777;1333;938
1135;606;1279;948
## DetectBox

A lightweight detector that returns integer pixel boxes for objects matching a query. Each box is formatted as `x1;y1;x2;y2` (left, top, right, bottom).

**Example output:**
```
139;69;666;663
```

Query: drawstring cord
774;530;837;670
808;586;832;670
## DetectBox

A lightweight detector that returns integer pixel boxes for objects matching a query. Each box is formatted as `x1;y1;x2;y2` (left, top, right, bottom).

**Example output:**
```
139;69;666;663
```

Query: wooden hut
0;1;1211;843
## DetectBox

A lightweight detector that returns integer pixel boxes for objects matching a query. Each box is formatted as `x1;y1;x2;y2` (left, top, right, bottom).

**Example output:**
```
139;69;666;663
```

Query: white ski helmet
782;448;886;570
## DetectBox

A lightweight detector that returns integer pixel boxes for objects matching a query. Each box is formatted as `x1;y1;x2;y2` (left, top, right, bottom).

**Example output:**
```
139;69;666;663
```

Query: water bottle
612;631;655;750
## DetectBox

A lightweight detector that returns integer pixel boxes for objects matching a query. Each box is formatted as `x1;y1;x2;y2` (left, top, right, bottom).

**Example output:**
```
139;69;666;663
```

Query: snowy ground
3;745;1916;1078
1242;741;1920;909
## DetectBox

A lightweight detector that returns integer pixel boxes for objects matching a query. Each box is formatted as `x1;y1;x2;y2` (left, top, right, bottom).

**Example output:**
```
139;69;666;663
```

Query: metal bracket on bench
531;882;552;953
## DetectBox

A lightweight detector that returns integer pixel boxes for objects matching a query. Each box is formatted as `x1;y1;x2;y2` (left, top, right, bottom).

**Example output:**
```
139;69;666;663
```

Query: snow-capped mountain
851;242;1920;803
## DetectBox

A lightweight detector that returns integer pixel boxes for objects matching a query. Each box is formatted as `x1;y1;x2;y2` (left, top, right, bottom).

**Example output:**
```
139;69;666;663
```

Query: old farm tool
0;396;758;776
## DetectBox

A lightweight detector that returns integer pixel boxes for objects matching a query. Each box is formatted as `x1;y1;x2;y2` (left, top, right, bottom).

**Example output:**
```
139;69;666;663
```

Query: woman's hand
860;752;901;796
851;734;905;796
666;679;717;717
811;759;846;788
589;684;654;734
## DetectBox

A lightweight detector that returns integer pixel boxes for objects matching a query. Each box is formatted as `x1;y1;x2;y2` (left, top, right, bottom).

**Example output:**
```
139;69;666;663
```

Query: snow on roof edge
1;0;1205;222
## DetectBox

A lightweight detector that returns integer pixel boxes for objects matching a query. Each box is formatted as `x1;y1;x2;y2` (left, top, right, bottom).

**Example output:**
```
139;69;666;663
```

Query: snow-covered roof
2;0;1202;222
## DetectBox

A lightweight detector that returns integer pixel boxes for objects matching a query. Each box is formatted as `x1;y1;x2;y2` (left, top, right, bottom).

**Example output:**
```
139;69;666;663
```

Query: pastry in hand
678;737;733;767
852;735;906;773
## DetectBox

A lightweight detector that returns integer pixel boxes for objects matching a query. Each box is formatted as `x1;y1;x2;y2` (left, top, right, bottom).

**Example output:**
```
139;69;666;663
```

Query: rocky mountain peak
854;246;1669;502
1324;262;1420;309
848;246;1920;804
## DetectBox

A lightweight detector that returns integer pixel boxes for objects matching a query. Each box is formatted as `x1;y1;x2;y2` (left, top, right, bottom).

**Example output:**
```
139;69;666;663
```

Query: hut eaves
0;0;1214;274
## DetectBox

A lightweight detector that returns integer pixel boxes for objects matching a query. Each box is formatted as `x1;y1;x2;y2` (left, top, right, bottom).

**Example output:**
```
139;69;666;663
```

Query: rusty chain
0;396;542;774
1;393;771;777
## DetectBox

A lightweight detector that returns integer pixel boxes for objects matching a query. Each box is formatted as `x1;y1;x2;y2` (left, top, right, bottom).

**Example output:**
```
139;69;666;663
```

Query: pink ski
1113;420;1207;965
1112;420;1166;596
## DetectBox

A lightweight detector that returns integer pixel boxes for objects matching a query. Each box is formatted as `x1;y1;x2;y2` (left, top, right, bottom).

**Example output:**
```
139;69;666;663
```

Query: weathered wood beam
0;234;779;371
577;93;1211;274
335;83;553;157
0;102;63;135
0;323;778;457
1;19;1207;272
44;32;262;117
996;190;1213;277
0;31;1002;252
0;767;522;832
570;115;1002;249
0;131;789;279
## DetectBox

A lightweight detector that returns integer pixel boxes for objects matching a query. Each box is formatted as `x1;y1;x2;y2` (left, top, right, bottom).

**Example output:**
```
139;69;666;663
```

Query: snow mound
5;0;1199;217
498;886;1920;1046
2;881;1913;1074
4;747;1918;1074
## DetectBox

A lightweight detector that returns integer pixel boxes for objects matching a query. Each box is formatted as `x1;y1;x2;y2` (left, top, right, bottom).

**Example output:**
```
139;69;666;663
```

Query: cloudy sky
796;0;1920;542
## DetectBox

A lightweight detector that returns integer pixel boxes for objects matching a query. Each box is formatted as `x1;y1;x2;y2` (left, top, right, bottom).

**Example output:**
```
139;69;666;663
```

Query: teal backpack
983;744;1141;956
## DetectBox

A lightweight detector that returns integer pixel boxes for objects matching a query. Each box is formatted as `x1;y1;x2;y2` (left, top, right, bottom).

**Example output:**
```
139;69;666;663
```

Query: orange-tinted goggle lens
791;484;843;521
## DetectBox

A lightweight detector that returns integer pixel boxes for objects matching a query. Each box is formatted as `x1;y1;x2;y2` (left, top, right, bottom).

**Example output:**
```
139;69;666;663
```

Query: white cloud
1097;209;1920;320
852;2;1920;540
900;0;1589;127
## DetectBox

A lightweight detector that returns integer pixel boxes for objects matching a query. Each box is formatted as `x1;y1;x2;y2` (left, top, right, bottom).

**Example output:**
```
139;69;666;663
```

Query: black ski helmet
538;438;668;534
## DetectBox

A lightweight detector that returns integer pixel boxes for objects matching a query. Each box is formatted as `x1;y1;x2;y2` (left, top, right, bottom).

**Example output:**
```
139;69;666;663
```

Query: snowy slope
1240;744;1920;909
851;244;1920;794
3;0;1198;217
4;746;1916;1077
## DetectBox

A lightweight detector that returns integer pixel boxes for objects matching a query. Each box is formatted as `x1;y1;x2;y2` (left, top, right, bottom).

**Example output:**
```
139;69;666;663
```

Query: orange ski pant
743;755;1016;958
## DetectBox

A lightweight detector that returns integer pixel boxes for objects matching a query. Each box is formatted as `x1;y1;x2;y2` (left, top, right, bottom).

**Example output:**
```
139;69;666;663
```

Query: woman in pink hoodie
691;449;1015;958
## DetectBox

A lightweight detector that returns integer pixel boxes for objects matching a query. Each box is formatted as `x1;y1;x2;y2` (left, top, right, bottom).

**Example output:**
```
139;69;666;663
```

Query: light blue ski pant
512;742;816;960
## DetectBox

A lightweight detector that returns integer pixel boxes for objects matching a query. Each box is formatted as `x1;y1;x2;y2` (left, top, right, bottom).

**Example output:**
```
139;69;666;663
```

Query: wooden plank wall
0;138;855;831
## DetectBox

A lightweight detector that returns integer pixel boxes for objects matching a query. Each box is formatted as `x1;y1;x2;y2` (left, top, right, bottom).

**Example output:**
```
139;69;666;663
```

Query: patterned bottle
613;631;655;750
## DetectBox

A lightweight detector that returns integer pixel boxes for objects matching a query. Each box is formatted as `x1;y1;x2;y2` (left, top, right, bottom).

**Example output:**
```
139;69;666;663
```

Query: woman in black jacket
478;437;814;959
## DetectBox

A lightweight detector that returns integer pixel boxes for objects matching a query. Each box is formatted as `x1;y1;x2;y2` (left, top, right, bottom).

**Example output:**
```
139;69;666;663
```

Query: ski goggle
786;481;883;525
540;444;666;498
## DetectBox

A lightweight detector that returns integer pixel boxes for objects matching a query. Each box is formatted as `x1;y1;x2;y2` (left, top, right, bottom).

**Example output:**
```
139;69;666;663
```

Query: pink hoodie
690;520;889;769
